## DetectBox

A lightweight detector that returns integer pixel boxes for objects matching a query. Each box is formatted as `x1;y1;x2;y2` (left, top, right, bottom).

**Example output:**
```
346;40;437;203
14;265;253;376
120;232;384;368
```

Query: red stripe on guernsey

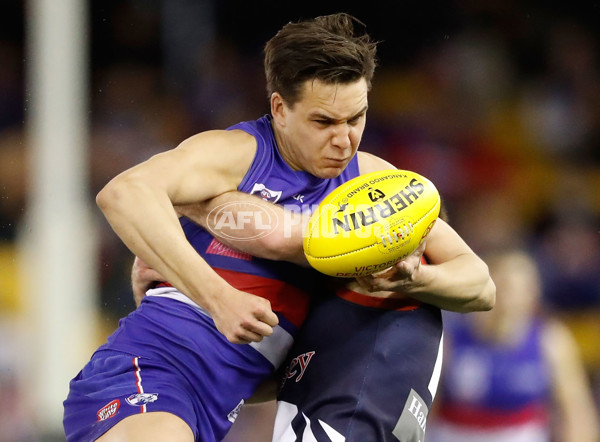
213;268;310;328
336;287;421;311
206;239;252;261
153;270;311;327
132;357;146;413
439;403;549;428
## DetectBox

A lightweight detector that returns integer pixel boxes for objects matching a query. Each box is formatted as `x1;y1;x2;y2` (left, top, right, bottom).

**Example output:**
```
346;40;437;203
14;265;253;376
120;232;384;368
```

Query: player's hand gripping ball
303;169;440;277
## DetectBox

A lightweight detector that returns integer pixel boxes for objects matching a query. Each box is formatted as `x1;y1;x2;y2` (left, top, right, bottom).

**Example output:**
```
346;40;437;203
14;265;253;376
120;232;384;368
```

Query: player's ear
270;92;286;126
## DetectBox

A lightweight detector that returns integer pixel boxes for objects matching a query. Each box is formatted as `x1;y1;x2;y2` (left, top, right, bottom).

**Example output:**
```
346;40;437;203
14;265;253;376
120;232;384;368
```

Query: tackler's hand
355;241;427;294
131;256;168;306
209;287;279;344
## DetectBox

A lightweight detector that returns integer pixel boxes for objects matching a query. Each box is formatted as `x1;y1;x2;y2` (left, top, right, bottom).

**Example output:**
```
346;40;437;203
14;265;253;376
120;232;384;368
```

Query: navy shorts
63;295;279;441
273;292;444;442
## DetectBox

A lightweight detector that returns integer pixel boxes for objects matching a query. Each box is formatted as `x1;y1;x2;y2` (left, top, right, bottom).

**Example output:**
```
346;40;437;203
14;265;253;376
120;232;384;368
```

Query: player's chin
315;164;347;179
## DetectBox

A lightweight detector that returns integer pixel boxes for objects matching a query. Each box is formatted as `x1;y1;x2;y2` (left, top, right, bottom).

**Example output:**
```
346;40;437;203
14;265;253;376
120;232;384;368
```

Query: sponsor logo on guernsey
393;388;428;442
227;399;245;423
282;351;315;387
126;393;159;406
251;183;283;203
97;399;120;421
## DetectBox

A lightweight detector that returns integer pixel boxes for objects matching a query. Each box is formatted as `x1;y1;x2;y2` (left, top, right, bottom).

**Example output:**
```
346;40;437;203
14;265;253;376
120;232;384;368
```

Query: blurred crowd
0;1;599;440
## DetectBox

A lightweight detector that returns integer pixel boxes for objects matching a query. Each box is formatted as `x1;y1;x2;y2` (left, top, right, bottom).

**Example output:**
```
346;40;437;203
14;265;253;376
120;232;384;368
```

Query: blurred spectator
428;249;600;442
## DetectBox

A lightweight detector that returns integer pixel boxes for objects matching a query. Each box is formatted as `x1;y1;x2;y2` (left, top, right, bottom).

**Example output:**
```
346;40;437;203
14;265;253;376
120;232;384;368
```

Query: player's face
475;254;541;328
273;78;368;179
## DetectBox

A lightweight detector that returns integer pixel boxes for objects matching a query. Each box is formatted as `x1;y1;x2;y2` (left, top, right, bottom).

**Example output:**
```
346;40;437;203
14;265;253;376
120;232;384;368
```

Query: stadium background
0;1;599;439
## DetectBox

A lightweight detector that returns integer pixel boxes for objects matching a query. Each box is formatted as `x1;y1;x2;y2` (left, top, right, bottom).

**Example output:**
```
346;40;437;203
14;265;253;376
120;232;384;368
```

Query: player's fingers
256;306;279;327
413;241;427;256
246;319;275;338
227;326;265;344
355;276;372;289
372;266;395;279
394;260;412;275
355;276;384;292
240;331;263;343
132;256;147;269
144;268;167;282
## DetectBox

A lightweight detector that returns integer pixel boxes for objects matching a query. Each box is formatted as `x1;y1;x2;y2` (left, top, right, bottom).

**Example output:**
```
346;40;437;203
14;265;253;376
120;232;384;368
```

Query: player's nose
331;124;352;150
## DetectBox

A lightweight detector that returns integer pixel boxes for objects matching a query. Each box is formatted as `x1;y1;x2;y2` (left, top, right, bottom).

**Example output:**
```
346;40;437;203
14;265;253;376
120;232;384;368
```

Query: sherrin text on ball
303;169;441;277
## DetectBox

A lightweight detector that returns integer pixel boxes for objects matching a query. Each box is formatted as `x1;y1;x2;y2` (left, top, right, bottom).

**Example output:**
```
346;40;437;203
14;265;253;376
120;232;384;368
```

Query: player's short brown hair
264;13;378;106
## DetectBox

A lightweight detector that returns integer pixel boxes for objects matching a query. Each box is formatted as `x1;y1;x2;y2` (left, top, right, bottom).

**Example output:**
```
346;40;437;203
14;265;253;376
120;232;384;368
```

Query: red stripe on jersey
153;271;311;327
439;403;549;428
336;287;421;311
212;268;311;328
132;357;146;413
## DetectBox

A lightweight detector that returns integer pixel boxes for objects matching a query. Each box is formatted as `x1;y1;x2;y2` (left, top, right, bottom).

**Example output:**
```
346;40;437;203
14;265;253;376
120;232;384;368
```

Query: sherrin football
303;169;441;277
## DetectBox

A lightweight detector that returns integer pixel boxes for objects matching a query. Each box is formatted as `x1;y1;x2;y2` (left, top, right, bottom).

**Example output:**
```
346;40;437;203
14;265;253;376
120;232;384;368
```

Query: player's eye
348;114;364;126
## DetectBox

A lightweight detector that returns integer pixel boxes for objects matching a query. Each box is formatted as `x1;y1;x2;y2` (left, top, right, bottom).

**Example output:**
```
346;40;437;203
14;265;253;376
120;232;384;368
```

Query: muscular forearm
97;178;230;313
177;192;309;266
406;253;495;312
357;219;496;312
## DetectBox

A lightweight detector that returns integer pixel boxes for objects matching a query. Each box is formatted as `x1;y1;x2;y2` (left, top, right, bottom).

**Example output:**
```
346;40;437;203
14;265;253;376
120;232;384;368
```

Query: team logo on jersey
126;393;159;406
251;183;282;203
97;399;120;421
227;398;245;423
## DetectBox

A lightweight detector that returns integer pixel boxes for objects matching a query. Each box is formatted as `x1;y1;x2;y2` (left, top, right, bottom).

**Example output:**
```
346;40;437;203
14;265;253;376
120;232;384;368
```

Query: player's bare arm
356;219;495;312
176;193;309;266
542;318;600;441
356;150;496;312
176;149;495;312
138;149;494;313
96;129;279;343
131;256;166;306
173;150;395;265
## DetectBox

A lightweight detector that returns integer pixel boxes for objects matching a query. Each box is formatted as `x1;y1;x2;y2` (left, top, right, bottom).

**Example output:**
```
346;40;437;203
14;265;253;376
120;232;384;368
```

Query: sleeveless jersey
429;314;552;441
150;114;360;364
273;254;444;442
274;289;443;442
64;115;361;442
184;114;358;319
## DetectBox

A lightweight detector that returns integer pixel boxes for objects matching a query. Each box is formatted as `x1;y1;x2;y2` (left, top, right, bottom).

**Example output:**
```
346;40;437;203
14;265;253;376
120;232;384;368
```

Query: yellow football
303;169;440;277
